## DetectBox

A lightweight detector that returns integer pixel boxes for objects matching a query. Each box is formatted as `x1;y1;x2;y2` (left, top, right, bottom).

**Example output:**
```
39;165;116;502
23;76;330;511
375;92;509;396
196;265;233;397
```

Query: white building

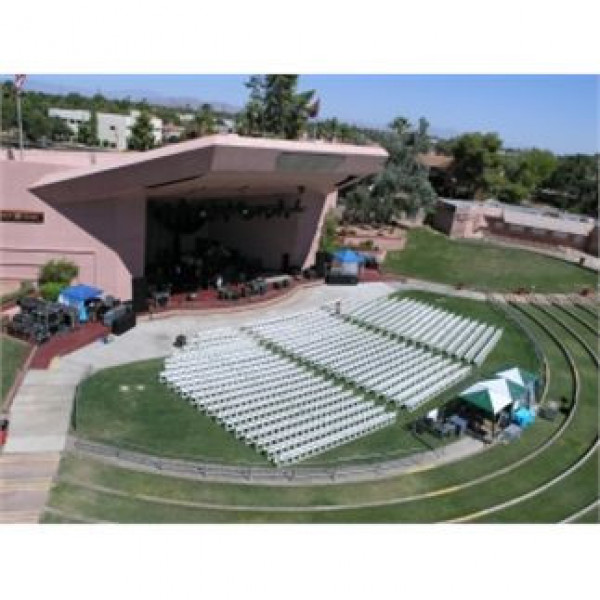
47;108;91;136
97;111;163;150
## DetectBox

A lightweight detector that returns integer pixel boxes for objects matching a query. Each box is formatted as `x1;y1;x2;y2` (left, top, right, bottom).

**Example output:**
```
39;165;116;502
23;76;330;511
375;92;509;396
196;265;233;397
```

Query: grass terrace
384;228;597;293
1;334;30;404
42;299;598;523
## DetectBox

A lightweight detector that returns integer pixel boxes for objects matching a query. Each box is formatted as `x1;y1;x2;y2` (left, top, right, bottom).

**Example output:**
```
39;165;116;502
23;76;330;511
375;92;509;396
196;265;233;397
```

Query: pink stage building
1;135;387;300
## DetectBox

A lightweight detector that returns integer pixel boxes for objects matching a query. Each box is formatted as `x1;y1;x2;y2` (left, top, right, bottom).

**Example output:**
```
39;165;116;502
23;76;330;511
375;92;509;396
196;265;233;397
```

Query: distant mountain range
21;77;242;114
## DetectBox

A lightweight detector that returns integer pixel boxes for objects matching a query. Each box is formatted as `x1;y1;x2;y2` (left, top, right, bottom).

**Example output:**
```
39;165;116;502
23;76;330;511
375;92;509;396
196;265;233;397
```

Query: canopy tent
59;284;103;302
332;248;365;264
58;284;103;323
459;378;527;416
330;248;364;279
495;367;538;388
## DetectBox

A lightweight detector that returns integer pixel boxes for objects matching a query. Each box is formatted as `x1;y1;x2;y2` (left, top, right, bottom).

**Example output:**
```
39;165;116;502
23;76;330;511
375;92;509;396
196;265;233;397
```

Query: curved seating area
159;295;502;465
160;330;396;466
338;297;502;365
247;309;472;410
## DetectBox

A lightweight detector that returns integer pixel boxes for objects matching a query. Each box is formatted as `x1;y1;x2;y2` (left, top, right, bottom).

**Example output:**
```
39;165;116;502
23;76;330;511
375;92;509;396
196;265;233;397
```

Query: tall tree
128;111;155;151
342;117;437;223
450;132;504;198
539;154;598;216
236;75;317;139
185;103;218;138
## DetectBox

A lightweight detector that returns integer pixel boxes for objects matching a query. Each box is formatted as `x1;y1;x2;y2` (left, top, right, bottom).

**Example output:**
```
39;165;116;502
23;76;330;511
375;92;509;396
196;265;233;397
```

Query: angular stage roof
29;134;388;205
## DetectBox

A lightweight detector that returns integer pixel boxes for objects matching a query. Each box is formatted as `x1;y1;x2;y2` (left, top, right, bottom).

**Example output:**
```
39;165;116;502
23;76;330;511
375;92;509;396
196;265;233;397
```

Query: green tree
49;117;72;141
128;111;155;151
342;117;437;224
319;210;339;252
539;154;598;216
185;104;218;138
236;75;317;139
450;132;504;198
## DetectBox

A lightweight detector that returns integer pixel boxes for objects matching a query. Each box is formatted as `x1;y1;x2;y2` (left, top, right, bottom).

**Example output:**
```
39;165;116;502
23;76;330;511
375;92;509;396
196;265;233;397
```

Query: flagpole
16;89;24;160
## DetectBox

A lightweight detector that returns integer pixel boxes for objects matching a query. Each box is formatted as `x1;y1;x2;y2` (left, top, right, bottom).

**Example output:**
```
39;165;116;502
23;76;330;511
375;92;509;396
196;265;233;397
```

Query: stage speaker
132;277;148;313
112;310;136;336
315;251;331;277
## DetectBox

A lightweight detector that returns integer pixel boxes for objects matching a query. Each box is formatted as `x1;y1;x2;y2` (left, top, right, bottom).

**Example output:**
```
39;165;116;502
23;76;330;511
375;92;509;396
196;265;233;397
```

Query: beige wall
0;160;136;299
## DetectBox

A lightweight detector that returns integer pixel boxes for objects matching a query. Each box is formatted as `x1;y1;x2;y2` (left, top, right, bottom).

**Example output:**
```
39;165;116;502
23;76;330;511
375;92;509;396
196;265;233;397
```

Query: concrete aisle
0;453;60;523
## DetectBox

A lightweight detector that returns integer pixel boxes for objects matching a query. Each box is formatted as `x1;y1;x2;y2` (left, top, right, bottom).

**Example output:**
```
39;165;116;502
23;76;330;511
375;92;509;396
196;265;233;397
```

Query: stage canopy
460;378;527;416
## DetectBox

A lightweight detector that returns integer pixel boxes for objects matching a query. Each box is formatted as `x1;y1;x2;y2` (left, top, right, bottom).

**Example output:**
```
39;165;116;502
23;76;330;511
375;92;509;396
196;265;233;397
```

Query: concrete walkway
0;453;60;523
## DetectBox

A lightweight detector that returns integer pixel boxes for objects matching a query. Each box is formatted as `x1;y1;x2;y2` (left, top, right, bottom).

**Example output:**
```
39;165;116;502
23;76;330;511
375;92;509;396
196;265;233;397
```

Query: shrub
39;282;64;302
0;280;35;306
38;259;78;286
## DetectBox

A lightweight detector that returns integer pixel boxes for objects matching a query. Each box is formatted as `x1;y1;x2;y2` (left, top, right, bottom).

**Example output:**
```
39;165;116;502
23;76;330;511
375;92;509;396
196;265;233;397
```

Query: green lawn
72;292;537;467
0;334;30;404
42;300;597;523
384;228;598;293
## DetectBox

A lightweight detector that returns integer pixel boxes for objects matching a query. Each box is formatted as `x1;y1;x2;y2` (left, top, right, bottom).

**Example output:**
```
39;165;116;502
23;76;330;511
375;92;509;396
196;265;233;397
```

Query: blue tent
332;249;365;264
58;284;103;323
512;406;535;428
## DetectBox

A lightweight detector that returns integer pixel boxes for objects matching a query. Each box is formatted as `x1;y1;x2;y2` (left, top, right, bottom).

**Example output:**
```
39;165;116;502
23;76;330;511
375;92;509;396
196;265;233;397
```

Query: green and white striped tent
495;367;538;388
460;378;527;416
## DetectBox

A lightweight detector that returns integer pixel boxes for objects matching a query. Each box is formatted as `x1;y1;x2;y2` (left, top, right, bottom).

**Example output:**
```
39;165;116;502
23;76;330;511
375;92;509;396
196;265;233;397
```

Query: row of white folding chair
178;372;313;404
199;378;332;415
473;329;503;366
254;402;381;450
164;347;261;368
163;353;295;378
299;337;410;367
273;412;396;465
379;357;453;399
318;344;418;376
368;355;448;395
349;297;409;320
257;403;386;452
184;370;322;405
264;406;389;457
332;349;430;387
165;361;302;391
428;316;471;351
211;381;335;423
274;332;380;362
406;307;451;341
463;326;497;362
390;362;463;405
454;323;489;359
444;320;481;356
280;328;389;355
350;298;412;326
239;391;359;441
345;296;388;318
362;301;430;334
416;313;463;348
373;300;433;330
218;389;346;432
403;365;471;411
165;358;299;387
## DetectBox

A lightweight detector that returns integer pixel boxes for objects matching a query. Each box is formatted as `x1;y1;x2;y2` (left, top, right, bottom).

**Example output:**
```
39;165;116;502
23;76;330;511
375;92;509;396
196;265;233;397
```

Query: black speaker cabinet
132;277;148;313
112;310;136;335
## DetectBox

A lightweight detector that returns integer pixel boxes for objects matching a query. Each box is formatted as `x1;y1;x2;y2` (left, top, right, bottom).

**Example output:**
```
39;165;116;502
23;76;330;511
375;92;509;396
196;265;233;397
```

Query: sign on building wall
1;210;44;224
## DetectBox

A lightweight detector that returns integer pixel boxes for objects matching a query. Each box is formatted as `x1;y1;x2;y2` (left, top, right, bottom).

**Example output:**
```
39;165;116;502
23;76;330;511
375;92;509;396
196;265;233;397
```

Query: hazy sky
9;74;599;154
